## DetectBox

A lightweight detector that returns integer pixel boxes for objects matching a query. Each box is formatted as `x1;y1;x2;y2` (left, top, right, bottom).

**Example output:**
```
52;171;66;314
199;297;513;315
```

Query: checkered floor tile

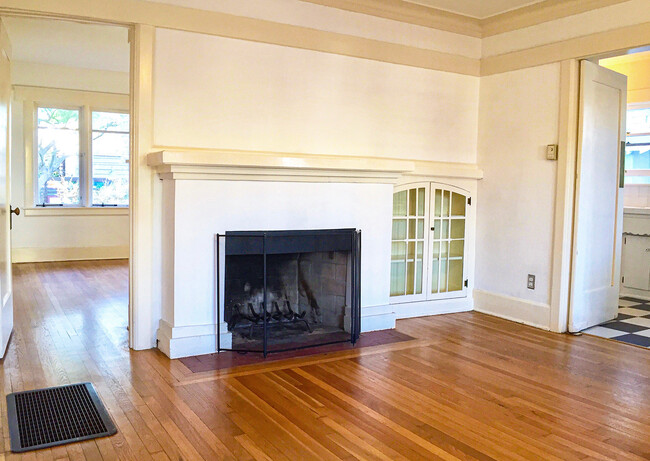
582;297;650;348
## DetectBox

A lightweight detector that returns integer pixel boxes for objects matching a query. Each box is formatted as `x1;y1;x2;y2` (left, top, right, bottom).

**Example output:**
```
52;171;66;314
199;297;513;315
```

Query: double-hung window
34;104;129;207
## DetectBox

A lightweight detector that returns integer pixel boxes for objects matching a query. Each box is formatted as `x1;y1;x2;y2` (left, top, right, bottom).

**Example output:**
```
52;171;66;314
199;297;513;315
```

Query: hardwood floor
2;260;649;460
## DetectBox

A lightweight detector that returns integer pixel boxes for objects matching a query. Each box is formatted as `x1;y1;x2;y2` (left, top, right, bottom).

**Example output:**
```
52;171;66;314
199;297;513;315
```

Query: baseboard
619;287;650;301
157;320;232;359
12;245;129;263
473;289;551;330
392;296;473;319
359;304;397;332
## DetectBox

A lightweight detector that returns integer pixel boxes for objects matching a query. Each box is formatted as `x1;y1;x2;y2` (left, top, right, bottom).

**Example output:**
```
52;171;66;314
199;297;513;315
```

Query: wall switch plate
546;144;558;160
527;274;536;290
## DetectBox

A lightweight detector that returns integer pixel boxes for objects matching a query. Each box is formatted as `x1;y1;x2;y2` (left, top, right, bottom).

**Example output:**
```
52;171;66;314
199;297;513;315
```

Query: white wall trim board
473;289;552;330
147;150;484;182
549;59;580;333
392;297;473;320
12;245;129;263
23;207;129;217
619;287;650;301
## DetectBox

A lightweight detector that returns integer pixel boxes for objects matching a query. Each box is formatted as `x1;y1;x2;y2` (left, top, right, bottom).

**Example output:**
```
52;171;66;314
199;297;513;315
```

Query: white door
0;20;12;358
569;60;627;332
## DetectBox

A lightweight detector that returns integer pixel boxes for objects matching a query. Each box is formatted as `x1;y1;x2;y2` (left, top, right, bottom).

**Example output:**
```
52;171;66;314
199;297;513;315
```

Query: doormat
180;329;415;373
7;382;117;453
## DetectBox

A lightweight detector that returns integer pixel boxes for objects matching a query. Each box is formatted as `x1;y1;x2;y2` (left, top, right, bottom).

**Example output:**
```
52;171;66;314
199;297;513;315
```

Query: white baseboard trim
473;289;551;330
156;305;397;359
12;245;129;263
359;304;397;332
157;320;232;359
619;287;650;301
392;296;473;319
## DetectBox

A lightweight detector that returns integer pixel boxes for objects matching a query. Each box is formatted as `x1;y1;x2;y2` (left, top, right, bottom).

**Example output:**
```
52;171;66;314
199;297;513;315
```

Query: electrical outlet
546;144;558;160
527;274;536;290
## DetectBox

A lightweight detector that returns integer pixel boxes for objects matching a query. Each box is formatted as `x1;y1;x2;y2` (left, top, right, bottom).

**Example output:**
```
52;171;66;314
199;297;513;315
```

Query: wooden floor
2;261;649;460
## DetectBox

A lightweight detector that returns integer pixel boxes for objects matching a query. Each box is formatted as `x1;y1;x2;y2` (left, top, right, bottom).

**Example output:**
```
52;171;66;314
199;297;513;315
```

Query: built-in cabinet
390;182;470;305
621;208;650;298
622;235;650;290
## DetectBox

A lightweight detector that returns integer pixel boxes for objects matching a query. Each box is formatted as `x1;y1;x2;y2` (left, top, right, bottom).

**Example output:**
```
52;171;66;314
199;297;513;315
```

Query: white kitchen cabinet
622;234;650;291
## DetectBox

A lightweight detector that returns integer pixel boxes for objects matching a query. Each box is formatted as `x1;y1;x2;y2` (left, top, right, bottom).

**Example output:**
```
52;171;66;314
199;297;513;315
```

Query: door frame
550;56;634;333
0;10;155;350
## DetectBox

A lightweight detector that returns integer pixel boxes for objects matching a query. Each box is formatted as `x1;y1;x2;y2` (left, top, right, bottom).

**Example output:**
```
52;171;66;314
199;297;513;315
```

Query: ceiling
3;17;129;72
404;0;546;19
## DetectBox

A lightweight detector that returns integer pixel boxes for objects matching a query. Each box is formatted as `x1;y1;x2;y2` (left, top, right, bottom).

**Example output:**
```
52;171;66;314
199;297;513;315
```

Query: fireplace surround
216;229;361;356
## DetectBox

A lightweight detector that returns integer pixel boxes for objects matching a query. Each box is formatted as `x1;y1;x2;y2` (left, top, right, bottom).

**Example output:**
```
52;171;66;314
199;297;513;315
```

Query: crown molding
481;0;629;37
300;0;481;37
301;0;631;39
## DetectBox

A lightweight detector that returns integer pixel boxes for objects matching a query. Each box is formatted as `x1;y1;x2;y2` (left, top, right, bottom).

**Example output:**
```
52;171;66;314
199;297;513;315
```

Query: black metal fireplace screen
216;229;361;357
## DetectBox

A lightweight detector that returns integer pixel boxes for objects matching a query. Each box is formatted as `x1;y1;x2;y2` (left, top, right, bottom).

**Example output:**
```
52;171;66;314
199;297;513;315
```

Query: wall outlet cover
546;144;558;160
527;274;536;290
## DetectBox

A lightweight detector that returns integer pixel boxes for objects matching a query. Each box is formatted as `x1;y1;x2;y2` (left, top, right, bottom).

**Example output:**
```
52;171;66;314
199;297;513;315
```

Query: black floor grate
6;382;117;452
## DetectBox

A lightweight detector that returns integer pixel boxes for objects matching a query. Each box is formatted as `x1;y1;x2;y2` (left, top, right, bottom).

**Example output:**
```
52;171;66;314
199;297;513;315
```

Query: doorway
574;51;650;349
1;16;133;356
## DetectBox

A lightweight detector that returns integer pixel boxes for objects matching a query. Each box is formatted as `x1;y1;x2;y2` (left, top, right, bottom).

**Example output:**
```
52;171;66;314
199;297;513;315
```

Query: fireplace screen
216;229;361;356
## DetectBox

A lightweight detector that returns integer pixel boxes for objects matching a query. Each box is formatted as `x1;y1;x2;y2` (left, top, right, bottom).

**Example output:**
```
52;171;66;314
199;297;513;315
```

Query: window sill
24;207;129;217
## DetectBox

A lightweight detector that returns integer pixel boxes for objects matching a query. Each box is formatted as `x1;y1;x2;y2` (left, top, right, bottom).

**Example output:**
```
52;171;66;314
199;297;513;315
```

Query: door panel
429;185;468;300
0;21;12;358
569;60;627;332
621;236;650;291
390;184;428;302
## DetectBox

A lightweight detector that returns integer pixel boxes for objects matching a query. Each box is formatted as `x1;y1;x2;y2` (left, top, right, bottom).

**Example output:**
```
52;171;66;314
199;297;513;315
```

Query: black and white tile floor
582;297;650;348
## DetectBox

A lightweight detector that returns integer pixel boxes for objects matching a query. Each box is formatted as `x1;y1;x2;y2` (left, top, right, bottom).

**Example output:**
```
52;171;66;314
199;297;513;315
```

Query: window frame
33;104;84;207
624;102;650;184
20;86;130;211
89;107;130;207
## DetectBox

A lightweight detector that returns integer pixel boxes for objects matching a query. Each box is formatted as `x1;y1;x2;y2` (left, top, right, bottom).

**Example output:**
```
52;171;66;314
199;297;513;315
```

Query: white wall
474;63;561;328
10;63;130;262
153;28;480;163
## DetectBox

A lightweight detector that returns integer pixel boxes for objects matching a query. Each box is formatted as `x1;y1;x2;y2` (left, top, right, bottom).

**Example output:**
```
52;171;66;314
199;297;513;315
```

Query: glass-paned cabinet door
430;186;468;299
390;184;428;301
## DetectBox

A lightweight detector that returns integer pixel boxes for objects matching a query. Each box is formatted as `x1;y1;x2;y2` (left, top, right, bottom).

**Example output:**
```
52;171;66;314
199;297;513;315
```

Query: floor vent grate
6;382;117;452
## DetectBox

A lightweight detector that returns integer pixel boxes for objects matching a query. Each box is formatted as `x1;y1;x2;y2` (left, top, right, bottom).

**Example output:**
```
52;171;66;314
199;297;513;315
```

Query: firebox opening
225;250;350;352
218;229;361;355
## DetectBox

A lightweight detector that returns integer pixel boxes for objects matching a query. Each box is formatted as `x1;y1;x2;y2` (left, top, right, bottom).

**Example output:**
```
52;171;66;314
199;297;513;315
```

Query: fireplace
216;229;361;356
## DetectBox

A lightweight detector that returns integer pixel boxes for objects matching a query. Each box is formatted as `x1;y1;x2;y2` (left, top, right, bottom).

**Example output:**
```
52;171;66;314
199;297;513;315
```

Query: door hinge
467;197;471;206
464;279;468;288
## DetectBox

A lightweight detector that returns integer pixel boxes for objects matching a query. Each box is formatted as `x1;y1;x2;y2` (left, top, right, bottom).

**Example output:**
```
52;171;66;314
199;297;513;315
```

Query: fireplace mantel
147;149;483;182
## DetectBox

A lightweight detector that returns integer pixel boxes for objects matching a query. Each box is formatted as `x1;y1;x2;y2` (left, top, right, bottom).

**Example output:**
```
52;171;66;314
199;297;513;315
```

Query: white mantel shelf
147;149;484;182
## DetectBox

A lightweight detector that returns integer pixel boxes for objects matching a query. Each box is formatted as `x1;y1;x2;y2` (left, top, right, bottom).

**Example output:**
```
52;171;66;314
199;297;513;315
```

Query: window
625;106;650;185
390;183;470;303
91;111;129;206
34;104;129;207
36;107;81;205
